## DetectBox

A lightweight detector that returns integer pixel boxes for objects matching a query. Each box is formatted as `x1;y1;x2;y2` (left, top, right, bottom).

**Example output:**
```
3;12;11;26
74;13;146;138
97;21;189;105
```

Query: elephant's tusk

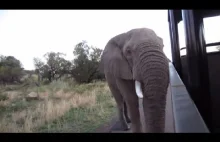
135;80;143;99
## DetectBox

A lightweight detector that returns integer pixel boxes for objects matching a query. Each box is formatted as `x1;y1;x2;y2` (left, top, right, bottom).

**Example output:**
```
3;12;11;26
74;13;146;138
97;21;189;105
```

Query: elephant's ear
101;34;133;80
157;36;164;48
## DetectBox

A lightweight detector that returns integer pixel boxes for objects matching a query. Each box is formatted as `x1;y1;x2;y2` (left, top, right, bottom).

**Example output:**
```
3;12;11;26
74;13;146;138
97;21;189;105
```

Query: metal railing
169;62;210;133
180;41;220;51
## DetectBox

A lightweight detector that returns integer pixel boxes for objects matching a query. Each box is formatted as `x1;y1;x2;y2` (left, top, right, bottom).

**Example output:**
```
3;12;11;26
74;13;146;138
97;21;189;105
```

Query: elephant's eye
127;49;131;55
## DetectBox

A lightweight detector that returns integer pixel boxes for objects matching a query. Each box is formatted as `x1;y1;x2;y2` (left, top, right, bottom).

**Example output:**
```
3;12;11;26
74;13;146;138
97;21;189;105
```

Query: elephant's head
101;28;169;99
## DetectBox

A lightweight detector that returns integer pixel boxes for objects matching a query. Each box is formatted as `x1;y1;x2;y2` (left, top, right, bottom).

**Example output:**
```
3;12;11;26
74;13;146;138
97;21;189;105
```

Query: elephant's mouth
135;80;143;99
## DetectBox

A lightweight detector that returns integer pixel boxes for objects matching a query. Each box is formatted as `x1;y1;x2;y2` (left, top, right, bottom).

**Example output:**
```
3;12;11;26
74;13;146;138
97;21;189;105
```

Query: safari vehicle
168;10;220;133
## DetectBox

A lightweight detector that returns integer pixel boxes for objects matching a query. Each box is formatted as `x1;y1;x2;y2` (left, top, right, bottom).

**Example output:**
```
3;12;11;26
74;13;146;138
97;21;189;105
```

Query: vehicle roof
168;10;220;23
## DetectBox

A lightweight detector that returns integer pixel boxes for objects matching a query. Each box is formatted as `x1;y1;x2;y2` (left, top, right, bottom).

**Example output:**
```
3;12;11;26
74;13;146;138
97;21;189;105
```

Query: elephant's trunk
136;45;169;133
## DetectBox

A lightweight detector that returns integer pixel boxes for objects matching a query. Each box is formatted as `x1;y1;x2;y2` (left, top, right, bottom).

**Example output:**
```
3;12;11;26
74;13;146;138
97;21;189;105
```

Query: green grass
0;79;117;132
38;99;116;133
73;82;105;94
37;83;116;133
0;98;40;117
0;93;8;101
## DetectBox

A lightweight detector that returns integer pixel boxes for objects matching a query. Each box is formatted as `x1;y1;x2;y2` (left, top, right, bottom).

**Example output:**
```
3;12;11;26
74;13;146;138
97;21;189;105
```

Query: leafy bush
70;41;105;83
32;41;105;85
0;55;23;85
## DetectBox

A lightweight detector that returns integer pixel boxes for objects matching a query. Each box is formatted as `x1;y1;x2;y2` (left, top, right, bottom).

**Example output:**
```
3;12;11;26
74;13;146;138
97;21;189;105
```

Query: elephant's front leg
123;101;131;123
107;83;129;131
116;79;142;133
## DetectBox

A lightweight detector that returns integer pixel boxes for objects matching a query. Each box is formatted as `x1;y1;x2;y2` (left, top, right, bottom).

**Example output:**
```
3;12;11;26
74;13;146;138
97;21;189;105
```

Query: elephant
100;28;170;133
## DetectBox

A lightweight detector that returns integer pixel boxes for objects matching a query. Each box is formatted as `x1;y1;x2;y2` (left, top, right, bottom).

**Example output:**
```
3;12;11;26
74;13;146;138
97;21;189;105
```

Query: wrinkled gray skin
100;28;170;133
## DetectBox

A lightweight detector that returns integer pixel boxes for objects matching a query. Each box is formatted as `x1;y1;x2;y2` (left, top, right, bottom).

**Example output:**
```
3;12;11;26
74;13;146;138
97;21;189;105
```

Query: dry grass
0;81;116;132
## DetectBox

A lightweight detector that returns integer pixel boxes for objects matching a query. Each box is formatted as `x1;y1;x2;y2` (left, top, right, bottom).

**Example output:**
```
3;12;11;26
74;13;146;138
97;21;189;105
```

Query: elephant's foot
110;121;130;132
130;121;142;133
126;117;131;123
131;125;142;133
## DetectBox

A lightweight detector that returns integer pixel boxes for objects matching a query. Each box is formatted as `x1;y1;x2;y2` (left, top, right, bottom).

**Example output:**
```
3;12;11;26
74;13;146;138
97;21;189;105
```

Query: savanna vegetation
0;41;116;132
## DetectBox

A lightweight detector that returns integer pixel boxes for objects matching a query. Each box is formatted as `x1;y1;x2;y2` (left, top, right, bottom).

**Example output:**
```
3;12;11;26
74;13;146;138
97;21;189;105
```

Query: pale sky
0;10;220;70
